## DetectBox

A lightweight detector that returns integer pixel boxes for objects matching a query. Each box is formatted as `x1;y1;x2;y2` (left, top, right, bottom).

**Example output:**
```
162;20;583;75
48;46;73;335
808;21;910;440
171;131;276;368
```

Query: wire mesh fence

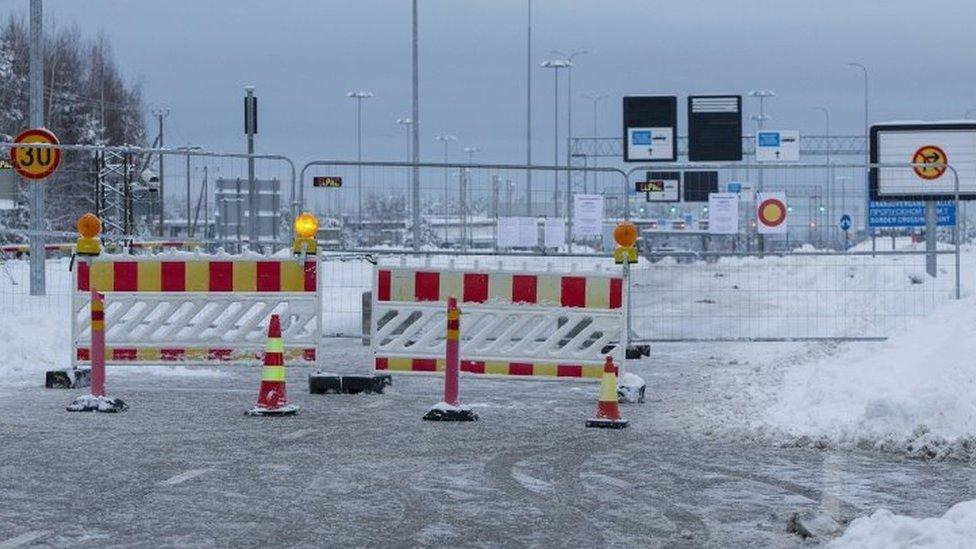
628;249;958;342
0;146;968;345
300;160;628;251
0;142;298;251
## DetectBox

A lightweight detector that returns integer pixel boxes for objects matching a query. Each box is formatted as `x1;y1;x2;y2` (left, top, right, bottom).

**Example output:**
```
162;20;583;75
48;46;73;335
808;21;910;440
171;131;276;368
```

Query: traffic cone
246;314;299;416
585;355;628;429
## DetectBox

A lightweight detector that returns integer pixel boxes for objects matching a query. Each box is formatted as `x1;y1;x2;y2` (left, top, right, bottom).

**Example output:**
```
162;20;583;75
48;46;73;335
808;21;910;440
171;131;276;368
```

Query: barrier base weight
585;418;629;429
423;403;478;422
598;345;651;359
46;368;91;389
626;345;651;359
66;394;128;413
246;404;300;417
308;373;391;395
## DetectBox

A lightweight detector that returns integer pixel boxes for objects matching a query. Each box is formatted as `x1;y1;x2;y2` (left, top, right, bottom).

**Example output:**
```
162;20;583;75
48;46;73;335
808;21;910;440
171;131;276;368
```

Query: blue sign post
839;214;852;232
868;201;955;228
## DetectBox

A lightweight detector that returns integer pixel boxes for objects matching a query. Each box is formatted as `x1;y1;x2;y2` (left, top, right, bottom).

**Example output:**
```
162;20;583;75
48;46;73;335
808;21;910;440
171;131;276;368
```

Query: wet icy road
2;341;974;548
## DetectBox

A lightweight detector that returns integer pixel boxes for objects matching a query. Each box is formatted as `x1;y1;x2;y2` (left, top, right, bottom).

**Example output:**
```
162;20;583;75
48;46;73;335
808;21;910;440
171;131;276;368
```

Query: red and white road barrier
72;255;321;367
373;263;625;381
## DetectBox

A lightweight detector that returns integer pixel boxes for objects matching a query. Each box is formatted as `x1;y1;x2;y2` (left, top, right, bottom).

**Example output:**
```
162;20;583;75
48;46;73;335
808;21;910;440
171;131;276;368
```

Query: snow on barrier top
372;265;624;380
72;255;321;366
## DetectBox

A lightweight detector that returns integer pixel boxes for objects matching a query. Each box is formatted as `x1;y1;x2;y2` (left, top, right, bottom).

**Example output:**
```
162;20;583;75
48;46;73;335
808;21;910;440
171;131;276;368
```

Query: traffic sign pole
28;0;44;296
925;201;937;278
244;86;258;246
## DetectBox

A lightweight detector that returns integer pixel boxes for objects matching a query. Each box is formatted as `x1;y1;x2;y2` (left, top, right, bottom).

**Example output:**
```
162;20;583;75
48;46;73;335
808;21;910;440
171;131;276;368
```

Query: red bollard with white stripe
67;289;128;413
423;297;478;422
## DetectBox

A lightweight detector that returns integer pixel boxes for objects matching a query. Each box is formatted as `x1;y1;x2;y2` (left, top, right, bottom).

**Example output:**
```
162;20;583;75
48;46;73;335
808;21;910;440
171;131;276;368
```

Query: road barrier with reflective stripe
72;255;321;366
372;264;624;380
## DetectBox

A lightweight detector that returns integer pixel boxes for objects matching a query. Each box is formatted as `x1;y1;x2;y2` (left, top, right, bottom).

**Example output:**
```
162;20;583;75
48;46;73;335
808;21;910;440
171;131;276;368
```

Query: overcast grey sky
4;0;976;167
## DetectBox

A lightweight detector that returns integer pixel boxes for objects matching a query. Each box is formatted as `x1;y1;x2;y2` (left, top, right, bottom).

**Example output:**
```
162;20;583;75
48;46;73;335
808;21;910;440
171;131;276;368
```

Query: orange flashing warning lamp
292;212;319;255
76;213;102;256
613;221;638;264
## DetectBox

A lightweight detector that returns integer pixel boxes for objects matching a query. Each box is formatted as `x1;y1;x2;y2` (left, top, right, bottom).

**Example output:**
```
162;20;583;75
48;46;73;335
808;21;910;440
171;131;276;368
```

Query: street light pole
411;0;421;250
435;134;457;244
460;147;479;250
847;62;871;251
397;117;413;210
748;90;775;253
552;50;587;204
347;90;373;241
525;0;532;217
541;59;571;218
814;107;831;246
177;146;202;238
582;93;608;193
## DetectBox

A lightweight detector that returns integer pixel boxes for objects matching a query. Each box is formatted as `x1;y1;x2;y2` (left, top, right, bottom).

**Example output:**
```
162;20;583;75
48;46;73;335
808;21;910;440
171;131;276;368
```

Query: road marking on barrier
281;428;317;440
0;531;50;549
158;468;214;486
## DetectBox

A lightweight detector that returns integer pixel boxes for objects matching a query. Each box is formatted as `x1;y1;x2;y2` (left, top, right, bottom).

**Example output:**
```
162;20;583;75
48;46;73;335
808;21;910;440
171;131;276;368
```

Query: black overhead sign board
683;171;718;202
622;96;677;163
687;95;742;162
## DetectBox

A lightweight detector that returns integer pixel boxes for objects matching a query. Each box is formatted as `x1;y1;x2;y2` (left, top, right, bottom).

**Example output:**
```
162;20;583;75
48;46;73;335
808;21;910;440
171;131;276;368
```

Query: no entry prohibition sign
911;145;948;180
756;193;788;234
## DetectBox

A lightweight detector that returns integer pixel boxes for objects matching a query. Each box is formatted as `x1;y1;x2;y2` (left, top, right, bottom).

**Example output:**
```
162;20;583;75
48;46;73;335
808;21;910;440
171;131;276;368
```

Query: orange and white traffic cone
585;355;628;429
246;314;299;416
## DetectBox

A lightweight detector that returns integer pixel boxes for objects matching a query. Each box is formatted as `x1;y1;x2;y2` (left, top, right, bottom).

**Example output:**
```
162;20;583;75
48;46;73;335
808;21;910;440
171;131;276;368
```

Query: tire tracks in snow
482;441;606;546
690;462;863;517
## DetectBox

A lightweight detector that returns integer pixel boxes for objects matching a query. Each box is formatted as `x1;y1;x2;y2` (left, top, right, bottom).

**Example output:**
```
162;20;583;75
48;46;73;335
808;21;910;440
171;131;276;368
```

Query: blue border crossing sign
868;201;955;228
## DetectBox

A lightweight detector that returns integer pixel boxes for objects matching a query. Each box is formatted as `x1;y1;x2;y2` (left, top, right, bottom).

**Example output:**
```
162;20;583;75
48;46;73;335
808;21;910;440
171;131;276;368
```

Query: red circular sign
10;128;61;180
912;145;947;180
758;198;787;227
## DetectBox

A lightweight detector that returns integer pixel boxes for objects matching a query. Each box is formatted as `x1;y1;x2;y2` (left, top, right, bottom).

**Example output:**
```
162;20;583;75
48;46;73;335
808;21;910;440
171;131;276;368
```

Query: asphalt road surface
2;341;972;548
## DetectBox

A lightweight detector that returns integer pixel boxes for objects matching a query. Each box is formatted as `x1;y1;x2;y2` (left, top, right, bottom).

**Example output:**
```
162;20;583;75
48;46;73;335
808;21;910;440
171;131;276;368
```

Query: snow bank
829;499;976;548
0;304;69;388
760;297;976;461
0;296;227;389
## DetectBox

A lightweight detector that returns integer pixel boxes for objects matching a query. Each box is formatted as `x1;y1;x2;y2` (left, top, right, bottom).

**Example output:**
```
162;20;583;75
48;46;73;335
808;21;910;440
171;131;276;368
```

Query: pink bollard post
444;297;460;407
90;289;106;398
422;296;476;421
67;288;126;412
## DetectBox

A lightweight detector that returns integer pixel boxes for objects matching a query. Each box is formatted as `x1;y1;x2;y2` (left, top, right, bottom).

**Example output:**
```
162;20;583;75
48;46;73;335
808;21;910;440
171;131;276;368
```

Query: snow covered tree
0;15;145;242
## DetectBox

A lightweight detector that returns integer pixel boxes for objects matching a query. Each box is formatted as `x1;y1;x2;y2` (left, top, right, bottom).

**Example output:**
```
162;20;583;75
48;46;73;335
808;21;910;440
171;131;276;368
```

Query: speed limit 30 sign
10;128;61;180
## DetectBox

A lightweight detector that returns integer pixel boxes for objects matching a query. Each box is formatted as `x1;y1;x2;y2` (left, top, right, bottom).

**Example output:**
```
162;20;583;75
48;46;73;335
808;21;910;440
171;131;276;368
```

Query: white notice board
708;193;739;234
573;194;605;237
544;218;566;248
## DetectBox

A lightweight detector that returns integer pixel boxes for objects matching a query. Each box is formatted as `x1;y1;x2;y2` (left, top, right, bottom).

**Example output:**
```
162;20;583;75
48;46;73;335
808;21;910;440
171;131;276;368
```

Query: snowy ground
1;251;974;546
